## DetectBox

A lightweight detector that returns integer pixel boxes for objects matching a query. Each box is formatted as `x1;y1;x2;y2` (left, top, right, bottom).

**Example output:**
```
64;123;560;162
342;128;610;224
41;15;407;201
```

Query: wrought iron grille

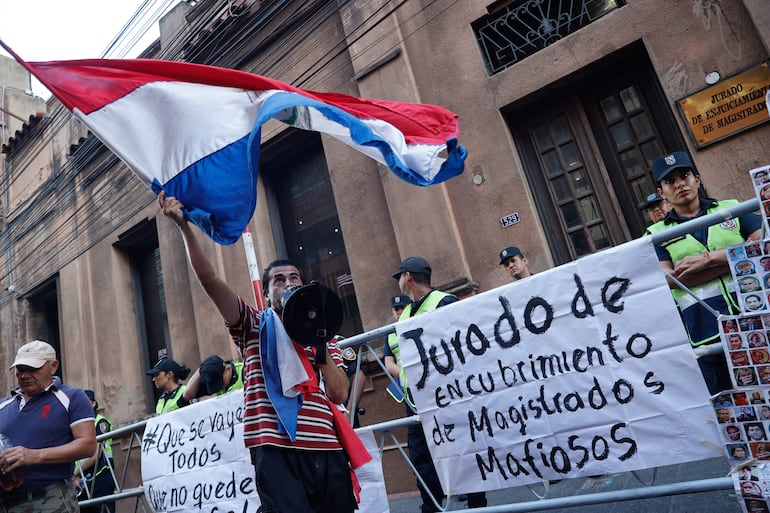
474;0;625;74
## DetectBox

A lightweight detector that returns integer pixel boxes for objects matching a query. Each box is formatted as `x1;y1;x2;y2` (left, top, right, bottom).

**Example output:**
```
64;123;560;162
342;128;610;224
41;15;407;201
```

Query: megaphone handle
316;343;328;365
317;284;329;365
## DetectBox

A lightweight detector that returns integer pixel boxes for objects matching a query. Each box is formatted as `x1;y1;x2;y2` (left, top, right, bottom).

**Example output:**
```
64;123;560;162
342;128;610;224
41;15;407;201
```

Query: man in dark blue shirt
0;340;96;512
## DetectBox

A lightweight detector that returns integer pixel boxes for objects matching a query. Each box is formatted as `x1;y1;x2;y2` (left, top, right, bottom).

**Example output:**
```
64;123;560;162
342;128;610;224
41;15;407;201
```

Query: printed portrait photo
741;317;763;331
745;294;766;312
716;407;736;423
737;406;759;422
761;184;770;201
740;465;759;481
725;424;744;442
724;319;740;333
729;334;746;350
748;243;763;258
759;366;770;385
754;168;770;186
741;276;763;293
750;442;770;460
730;246;749;260
748;331;768;348
732;351;751;367
737;260;757;276
729;443;750;461
741;479;764;498
752;349;770;365
737;368;760;387
745;422;768;442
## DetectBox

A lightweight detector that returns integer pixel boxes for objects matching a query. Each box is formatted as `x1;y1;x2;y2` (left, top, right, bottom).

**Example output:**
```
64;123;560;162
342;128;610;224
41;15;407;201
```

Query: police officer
388;257;487;511
498;246;532;281
383;294;411;405
181;355;244;406
646;151;762;393
77;390;115;513
640;192;671;225
145;358;191;414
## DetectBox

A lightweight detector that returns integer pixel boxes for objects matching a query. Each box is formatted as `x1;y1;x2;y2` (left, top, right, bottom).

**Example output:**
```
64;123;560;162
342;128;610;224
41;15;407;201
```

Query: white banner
141;390;260;513
140;387;390;513
396;238;723;495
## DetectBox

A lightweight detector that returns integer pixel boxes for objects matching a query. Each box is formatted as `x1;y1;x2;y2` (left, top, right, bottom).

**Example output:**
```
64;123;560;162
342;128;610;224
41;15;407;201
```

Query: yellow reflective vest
646;199;744;346
388;290;454;391
218;361;244;395
156;385;187;414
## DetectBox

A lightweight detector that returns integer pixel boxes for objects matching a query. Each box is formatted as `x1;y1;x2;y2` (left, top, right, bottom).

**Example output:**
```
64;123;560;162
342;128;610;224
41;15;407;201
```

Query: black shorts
250;446;356;513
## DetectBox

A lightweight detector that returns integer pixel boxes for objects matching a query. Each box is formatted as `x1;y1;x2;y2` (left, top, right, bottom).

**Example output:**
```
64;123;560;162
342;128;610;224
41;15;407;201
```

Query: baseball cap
499;246;523;265
199;355;226;395
84;389;96;401
641;192;664;210
390;295;410;308
145;358;182;376
651;151;694;183
391;256;431;279
10;340;56;369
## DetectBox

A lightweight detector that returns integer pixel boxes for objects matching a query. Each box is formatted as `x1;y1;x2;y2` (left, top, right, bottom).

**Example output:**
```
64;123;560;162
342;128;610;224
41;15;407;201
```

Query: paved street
388;457;739;513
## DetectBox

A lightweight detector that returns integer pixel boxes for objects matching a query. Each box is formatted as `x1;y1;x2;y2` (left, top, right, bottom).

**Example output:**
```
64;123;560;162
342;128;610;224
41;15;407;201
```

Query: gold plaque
677;61;770;148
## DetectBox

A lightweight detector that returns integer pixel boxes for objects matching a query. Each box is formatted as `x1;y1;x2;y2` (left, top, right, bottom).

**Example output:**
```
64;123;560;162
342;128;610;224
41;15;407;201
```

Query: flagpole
242;226;266;312
0;40;56;95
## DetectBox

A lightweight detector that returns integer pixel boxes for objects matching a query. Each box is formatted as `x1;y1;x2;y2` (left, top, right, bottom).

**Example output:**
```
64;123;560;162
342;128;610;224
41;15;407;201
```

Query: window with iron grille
474;0;625;74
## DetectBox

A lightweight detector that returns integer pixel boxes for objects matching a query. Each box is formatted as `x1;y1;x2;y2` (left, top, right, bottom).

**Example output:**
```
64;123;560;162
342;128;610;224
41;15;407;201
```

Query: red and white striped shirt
228;296;344;450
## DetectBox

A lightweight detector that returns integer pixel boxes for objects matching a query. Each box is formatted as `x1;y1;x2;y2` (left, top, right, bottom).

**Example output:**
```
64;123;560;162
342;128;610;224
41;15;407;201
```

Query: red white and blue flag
3;48;466;244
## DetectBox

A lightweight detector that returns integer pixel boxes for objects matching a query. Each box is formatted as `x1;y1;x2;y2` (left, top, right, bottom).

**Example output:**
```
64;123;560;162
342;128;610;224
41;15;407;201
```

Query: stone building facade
1;0;769;498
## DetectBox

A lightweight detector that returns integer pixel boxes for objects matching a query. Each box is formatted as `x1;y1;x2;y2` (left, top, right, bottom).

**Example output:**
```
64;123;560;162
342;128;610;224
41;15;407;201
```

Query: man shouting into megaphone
159;192;370;513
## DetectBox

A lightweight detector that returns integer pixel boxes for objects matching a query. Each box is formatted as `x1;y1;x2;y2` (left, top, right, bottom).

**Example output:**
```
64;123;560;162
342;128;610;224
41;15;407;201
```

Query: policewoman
76;390;115;513
646;151;762;393
145;358;191;414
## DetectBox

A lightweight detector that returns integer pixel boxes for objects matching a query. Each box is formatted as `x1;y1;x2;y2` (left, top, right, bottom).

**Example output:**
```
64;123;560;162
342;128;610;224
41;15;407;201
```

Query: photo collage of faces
720;315;770;388
753;165;770;235
713;387;770;512
720;167;770;391
725;166;770;314
726;240;770;314
714;167;770;513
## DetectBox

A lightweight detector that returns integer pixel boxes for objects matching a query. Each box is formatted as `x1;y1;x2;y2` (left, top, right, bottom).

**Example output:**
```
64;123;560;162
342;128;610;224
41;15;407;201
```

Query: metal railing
79;408;735;513
82;198;759;511
76;421;152;512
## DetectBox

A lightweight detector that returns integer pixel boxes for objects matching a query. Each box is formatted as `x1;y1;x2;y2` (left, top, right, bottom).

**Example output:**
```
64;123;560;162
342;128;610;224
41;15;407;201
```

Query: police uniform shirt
654;198;762;261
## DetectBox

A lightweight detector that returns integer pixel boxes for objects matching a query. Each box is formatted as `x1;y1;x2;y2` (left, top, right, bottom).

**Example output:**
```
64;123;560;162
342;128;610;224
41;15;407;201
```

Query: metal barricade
336;198;759;511
80;406;735;512
76;420;151;512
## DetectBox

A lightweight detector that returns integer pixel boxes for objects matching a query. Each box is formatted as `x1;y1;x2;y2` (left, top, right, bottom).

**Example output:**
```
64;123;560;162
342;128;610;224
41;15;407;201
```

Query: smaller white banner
141;390;260;513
